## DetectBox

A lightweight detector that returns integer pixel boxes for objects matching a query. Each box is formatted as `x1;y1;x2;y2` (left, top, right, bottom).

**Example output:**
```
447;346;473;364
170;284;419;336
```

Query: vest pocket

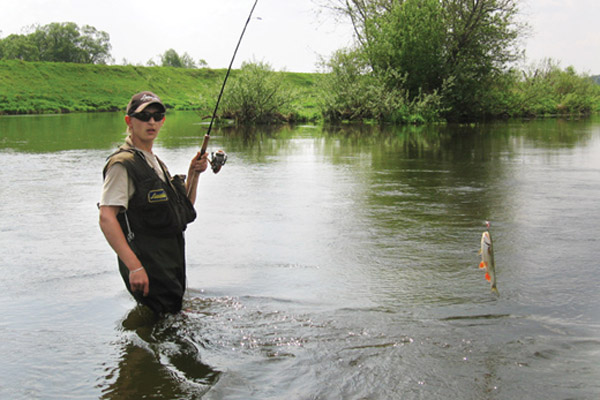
137;179;175;230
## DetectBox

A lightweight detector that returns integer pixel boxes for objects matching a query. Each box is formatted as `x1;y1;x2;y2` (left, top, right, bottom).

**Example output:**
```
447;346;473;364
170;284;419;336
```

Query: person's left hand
190;151;209;174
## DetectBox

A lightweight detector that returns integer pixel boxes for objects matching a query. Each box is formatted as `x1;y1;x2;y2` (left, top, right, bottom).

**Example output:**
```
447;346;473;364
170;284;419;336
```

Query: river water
1;112;599;399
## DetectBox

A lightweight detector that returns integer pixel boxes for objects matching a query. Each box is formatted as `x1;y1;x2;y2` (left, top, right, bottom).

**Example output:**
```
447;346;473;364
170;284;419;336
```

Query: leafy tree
77;25;112;64
30;22;81;62
363;0;446;97
0;34;39;61
0;22;112;64
160;49;197;68
319;0;525;120
317;0;394;46
441;0;523;119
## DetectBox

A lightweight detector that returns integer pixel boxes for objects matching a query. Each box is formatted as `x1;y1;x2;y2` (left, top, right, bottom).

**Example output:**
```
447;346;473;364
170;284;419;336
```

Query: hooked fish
479;228;498;294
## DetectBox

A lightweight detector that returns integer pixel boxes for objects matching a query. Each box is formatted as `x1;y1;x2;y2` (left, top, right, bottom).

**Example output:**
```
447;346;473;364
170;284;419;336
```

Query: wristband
129;267;144;275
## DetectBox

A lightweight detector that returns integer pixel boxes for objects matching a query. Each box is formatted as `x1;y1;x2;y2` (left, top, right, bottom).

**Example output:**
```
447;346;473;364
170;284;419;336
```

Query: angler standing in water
99;0;257;313
99;91;208;313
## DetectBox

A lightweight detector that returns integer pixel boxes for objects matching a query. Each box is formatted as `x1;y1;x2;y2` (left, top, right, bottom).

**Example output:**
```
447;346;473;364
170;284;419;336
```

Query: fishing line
200;0;258;155
194;0;259;177
205;0;259;138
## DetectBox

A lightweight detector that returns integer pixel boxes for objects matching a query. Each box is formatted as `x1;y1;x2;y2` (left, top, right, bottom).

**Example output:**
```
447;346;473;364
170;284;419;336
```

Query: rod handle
200;134;210;157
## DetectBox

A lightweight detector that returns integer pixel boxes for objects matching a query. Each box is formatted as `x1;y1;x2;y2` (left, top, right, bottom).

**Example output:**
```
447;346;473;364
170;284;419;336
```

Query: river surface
1;112;599;399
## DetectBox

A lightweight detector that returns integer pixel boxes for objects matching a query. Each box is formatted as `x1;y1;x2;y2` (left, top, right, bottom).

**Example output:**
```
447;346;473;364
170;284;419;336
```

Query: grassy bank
0;60;320;119
2;60;598;123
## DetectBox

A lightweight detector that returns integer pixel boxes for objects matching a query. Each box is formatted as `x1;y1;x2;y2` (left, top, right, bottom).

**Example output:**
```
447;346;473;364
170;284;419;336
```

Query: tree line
0;22;112;64
1;8;598;123
0;22;204;68
314;0;599;122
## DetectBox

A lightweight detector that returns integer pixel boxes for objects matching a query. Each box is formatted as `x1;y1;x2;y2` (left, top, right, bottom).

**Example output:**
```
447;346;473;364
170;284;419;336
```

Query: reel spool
209;150;227;174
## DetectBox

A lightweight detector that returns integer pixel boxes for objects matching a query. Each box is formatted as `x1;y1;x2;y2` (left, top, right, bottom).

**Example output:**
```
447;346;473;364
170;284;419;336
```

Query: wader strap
123;211;135;242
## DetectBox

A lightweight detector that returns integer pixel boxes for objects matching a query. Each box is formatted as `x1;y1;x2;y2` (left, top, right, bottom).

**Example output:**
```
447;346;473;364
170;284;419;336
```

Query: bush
512;60;600;116
318;49;445;124
220;61;298;124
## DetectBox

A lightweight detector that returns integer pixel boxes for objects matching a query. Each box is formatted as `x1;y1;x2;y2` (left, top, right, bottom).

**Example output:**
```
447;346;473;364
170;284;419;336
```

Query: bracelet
129;267;144;275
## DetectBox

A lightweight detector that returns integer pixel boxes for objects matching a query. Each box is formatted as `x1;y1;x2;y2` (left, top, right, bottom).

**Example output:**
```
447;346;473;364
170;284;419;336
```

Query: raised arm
186;151;208;205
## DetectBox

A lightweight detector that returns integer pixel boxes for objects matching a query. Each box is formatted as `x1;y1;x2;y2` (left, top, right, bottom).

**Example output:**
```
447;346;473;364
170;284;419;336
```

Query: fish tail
491;285;499;295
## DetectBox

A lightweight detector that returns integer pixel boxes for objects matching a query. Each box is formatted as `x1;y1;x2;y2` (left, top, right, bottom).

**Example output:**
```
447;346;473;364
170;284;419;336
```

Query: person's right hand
129;268;149;296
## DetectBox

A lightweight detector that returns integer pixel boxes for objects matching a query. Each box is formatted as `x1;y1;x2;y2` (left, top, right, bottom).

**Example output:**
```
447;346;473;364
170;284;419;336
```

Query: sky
1;0;598;74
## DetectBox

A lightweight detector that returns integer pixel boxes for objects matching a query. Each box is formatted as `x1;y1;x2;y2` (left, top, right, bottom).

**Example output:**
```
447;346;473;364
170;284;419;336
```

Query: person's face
125;105;165;146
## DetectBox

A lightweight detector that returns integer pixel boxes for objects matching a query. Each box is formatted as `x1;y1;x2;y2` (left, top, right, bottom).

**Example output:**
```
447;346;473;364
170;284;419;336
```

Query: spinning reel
209;149;227;174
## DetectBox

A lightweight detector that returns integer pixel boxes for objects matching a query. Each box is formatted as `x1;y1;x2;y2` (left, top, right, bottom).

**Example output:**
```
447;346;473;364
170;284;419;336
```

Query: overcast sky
1;0;598;74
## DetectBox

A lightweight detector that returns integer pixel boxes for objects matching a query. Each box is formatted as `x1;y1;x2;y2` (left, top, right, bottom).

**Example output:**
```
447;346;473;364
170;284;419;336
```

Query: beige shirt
99;136;166;209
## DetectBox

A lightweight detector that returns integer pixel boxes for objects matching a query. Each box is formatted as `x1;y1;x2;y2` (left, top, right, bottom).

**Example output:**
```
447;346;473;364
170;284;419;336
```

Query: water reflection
0;111;593;154
99;306;219;399
0;113;124;152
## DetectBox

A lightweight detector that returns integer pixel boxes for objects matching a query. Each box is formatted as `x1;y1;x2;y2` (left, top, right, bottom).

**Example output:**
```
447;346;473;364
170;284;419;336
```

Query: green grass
3;60;596;122
0;60;320;119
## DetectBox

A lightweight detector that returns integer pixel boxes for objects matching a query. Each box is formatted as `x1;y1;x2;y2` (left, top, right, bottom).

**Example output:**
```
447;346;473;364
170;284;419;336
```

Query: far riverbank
0;60;320;119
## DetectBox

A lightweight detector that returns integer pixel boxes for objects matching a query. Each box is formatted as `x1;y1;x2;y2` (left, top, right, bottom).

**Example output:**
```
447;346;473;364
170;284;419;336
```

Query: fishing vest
103;145;196;238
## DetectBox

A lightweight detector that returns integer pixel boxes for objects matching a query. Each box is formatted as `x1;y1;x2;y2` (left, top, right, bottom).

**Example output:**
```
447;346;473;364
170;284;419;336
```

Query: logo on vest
148;189;168;203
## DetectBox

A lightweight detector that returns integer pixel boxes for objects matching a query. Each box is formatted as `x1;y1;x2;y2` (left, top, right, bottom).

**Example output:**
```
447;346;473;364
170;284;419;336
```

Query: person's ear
125;115;132;127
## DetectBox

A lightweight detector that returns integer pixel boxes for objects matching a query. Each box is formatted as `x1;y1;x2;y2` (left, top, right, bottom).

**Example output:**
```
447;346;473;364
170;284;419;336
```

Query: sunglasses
130;111;165;122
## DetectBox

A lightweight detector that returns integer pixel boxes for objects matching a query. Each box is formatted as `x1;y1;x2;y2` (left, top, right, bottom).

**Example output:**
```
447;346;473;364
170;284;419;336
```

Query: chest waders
104;146;196;313
118;231;186;313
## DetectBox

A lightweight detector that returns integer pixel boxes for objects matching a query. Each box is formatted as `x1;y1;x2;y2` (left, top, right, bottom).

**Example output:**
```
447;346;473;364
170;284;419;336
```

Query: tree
0;22;112;64
160;49;197;68
77;25;112;64
0;34;39;61
33;22;82;62
441;0;523;119
363;0;446;97
319;0;526;120
317;0;395;46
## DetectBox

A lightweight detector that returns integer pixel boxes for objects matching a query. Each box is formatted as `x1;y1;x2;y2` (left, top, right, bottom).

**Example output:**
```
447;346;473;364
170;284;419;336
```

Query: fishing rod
198;0;259;174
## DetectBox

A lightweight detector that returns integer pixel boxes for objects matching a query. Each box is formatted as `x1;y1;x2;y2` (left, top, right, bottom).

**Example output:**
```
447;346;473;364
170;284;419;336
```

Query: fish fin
479;261;486;269
478;249;482;255
485;272;491;282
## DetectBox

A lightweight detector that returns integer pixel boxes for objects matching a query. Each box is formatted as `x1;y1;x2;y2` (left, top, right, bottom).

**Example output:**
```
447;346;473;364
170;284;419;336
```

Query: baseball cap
126;91;166;114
